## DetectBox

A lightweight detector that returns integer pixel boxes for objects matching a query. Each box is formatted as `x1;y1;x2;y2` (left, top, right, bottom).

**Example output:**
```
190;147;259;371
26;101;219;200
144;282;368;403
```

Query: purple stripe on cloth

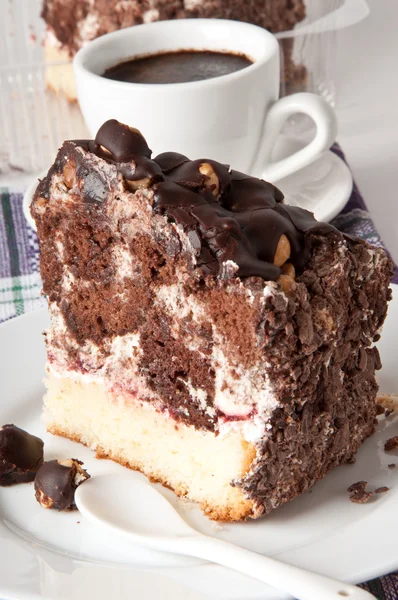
330;144;398;284
0;196;11;278
10;192;35;276
360;571;398;599
331;145;368;213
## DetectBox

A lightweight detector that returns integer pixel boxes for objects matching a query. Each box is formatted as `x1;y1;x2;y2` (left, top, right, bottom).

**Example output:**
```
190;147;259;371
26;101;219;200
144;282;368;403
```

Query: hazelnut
58;459;74;468
99;144;113;157
199;162;220;197
273;234;291;267
35;196;47;208
62;163;76;189
125;177;151;191
32;196;47;216
35;488;54;509
281;262;295;278
278;274;295;294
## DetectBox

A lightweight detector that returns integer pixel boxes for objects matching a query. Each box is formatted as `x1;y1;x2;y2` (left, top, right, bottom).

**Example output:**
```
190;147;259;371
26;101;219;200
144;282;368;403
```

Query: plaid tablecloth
0;146;397;597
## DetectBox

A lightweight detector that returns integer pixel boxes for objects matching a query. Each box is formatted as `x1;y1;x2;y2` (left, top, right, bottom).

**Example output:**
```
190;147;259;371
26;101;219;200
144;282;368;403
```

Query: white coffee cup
74;19;337;182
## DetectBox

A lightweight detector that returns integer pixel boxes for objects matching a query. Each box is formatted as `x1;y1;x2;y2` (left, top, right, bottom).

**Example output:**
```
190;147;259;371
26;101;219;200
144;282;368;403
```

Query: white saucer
22;136;352;231
275;137;353;222
0;287;397;600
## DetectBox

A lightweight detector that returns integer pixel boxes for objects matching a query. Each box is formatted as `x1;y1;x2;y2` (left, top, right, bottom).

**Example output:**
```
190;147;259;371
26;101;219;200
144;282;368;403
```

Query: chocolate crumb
375;486;389;494
388;463;396;469
347;481;367;493
376;404;385;416
346;457;356;465
349;491;372;504
347;481;372;504
384;437;398;452
385;408;394;417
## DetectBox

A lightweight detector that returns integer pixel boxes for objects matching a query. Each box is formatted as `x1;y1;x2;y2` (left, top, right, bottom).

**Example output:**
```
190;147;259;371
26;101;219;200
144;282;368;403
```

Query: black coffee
103;50;253;84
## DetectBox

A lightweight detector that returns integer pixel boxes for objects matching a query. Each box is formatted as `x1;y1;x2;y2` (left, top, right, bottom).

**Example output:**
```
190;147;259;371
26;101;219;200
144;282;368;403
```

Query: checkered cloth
0;147;397;596
0;188;43;321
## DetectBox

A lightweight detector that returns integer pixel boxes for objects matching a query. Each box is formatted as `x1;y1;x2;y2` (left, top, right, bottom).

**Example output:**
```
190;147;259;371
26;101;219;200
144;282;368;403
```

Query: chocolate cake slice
41;0;306;101
31;119;392;521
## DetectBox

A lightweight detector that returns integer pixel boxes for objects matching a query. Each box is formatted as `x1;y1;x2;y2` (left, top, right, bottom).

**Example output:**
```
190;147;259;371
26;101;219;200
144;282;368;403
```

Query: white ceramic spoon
75;474;374;600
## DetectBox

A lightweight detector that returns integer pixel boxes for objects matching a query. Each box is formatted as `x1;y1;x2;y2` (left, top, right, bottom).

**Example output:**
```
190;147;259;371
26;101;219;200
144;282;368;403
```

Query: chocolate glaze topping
34;459;90;511
96;119;152;161
0;424;44;486
74;119;339;280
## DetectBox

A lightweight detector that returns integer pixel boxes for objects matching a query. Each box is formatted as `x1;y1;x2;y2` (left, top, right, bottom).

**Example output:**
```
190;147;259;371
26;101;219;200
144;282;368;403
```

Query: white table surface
1;0;397;262
335;0;398;262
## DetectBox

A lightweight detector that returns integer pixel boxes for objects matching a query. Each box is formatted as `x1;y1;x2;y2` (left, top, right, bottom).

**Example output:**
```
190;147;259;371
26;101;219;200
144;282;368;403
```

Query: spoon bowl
76;474;195;540
75;473;375;600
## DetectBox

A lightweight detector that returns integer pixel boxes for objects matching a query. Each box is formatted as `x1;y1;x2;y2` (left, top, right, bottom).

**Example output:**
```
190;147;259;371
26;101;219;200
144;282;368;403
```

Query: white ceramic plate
1;289;396;600
22;135;352;232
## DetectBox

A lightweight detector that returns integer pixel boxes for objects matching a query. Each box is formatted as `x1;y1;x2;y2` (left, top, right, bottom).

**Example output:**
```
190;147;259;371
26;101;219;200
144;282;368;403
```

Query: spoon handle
179;535;375;600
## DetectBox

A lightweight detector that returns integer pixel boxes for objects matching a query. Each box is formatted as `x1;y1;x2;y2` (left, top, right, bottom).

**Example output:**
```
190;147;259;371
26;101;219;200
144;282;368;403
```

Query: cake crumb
178;497;195;512
347;481;372;504
346;457;356;464
388;464;396;469
375;486;389;494
376;404;385;416
384;437;398;452
385;408;394;417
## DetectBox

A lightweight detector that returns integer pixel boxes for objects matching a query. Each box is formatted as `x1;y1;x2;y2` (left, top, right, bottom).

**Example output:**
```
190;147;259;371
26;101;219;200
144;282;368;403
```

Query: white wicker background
0;0;87;174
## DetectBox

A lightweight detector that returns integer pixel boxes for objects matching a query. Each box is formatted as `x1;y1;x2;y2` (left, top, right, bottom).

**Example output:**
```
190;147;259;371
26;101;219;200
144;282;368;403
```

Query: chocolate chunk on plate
0;424;44;486
35;459;90;511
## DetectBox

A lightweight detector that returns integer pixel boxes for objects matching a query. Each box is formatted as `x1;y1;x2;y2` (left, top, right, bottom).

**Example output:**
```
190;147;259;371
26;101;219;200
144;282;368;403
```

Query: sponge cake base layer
44;373;257;521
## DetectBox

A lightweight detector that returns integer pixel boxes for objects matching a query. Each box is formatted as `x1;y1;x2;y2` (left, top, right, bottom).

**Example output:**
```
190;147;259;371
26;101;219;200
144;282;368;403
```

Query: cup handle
256;93;338;183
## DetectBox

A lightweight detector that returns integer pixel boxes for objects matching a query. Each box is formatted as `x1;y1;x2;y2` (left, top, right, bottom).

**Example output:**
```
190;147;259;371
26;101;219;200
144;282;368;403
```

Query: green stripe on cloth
0;296;41;305
0;282;41;293
1;191;24;316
